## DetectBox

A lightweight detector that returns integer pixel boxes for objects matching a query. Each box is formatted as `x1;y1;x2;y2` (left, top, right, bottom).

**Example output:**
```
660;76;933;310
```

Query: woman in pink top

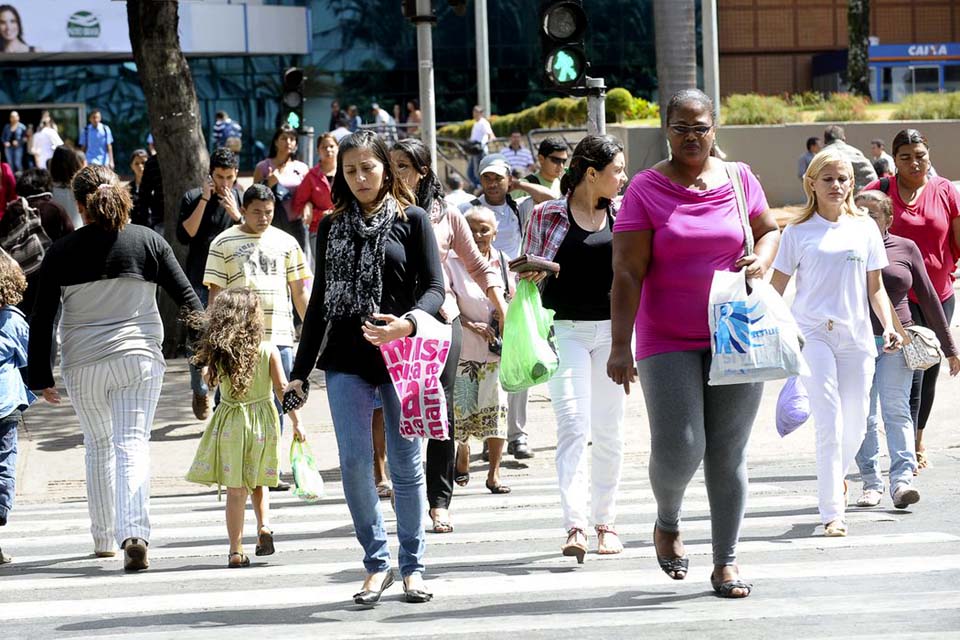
254;125;311;262
863;129;960;468
607;89;780;599
391;139;508;534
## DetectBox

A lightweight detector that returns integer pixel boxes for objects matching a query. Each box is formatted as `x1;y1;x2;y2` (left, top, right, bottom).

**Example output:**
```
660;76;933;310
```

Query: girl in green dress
186;288;305;567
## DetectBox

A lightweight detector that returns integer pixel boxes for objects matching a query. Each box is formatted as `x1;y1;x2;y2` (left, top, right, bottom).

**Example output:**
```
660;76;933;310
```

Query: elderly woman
862;129;960;470
28;165;201;571
608;89;780;597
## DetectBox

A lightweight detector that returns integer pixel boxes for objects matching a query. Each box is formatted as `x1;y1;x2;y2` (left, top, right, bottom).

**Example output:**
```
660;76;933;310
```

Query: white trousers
547;320;626;531
63;354;165;551
800;323;875;524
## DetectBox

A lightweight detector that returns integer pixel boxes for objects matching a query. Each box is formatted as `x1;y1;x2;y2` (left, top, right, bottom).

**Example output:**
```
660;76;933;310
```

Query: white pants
63;354;165;551
800;323;875;524
547;320;626;531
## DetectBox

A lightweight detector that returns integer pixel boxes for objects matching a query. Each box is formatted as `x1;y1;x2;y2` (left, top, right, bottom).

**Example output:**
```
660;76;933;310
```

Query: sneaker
122;537;149;572
507;441;534;460
0;547;11;564
893;485;920;509
94;549;117;558
192;392;210;421
855;489;883;507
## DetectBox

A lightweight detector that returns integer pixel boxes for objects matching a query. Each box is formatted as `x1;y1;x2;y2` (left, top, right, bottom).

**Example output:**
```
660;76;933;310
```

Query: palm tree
848;0;871;97
652;0;697;126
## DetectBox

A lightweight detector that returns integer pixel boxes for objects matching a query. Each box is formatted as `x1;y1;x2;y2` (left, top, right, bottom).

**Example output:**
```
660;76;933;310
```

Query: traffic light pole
474;0;492;116
413;0;438;172
585;76;606;136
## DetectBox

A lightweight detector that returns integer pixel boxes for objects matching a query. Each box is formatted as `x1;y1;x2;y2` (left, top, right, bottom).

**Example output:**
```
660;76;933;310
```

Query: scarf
324;197;397;320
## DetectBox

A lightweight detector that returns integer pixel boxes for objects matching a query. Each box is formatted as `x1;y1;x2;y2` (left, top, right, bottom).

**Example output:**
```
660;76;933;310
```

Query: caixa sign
908;44;949;57
870;43;960;61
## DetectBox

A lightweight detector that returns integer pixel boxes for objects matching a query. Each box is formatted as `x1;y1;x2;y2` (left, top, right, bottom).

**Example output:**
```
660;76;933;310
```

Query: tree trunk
847;0;871;98
127;0;208;356
653;0;698;127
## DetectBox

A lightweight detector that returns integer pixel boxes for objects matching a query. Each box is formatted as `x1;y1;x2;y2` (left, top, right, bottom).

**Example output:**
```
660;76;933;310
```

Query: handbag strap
725;162;754;258
497;249;511;301
888;303;912;346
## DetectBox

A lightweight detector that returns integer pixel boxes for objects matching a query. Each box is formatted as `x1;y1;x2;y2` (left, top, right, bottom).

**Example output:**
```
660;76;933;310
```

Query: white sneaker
856;489;883;507
893;485;920;509
824;519;848;537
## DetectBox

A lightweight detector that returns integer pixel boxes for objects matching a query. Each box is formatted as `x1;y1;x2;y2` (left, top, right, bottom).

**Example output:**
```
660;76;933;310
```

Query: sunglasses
668;124;713;137
546;155;568;166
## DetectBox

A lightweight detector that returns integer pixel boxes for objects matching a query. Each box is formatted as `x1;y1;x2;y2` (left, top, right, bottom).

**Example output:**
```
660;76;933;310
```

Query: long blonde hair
188;288;264;399
794;148;863;224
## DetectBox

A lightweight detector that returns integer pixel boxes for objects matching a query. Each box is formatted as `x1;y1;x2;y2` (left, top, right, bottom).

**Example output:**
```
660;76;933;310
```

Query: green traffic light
553;50;579;83
286;112;301;129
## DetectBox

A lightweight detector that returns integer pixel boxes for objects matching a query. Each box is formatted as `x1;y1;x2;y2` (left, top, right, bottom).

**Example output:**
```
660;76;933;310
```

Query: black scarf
324;197;397;320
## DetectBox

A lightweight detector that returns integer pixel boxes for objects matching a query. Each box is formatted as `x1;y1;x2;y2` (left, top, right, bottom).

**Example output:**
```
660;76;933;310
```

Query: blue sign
870;43;960;60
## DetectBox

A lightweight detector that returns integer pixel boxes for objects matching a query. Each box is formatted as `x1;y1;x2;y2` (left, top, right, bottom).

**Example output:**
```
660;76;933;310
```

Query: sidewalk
15;328;960;504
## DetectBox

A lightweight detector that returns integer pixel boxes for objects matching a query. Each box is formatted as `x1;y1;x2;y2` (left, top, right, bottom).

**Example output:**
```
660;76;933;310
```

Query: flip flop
376;482;393;499
431;518;454;534
255;527;275;556
485;480;511;494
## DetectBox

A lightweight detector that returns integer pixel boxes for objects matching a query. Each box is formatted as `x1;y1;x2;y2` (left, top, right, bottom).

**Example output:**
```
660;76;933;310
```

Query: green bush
787;91;825;110
630;97;659;120
722;94;795;125
605;87;633;122
892;92;960;120
816;93;871;122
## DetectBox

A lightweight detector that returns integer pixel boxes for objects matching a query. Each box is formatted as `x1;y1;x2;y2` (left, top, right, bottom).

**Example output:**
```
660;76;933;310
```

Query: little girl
0;252;35;564
186;287;304;567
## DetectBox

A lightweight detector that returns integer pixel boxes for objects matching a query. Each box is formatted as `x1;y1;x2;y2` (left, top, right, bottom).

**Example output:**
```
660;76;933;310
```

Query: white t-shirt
470;117;494;144
32;127;63;169
460;196;522;261
772;212;888;353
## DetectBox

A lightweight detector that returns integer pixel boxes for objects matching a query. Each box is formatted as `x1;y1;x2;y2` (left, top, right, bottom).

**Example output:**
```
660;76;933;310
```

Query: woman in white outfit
770;148;902;537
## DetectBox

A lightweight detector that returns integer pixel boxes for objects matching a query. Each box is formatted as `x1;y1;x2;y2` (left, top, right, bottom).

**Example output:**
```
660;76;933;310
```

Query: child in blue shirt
0;251;35;563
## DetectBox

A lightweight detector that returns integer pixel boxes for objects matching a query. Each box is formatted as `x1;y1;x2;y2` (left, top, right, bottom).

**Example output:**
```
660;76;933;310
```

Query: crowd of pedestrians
0;88;957;608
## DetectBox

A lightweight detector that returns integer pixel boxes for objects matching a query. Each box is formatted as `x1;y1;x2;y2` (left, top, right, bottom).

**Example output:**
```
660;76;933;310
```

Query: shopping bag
775;376;810;437
708;271;808;385
379;309;453;441
499;279;559;392
290;440;325;502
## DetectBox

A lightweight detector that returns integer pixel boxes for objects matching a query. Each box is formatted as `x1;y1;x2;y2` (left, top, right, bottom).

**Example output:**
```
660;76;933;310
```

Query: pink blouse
448;249;516;363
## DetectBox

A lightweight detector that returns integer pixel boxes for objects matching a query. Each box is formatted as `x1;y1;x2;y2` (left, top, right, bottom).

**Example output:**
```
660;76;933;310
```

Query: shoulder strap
725;162;754;257
497;248;510;297
879;177;890;194
470;198;482;207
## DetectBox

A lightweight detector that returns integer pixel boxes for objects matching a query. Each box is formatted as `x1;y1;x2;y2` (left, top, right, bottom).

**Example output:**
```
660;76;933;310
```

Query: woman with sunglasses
608;89;780;598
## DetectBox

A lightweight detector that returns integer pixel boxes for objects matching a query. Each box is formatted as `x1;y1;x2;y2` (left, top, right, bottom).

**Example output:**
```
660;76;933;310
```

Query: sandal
824;519;847;537
430;509;453;534
653;524;688;580
711;571;752;598
595;524;623;555
485;480;511;494
228;551;250;568
255;527;275;556
561;527;587;564
454;471;470;487
916;450;930;470
376;481;393;499
455;444;470;487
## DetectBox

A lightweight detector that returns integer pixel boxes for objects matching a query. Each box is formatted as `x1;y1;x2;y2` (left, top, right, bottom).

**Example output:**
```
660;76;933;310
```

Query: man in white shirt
869;138;895;174
458;154;531;260
444;173;474;209
31;117;63;170
370;103;397;143
467;105;495;188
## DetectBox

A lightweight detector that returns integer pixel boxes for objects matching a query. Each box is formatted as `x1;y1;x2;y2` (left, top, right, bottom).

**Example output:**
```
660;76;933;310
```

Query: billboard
0;1;309;60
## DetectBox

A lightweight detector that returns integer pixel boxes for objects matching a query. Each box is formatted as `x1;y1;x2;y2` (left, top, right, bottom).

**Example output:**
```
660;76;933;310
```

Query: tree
127;0;208;355
652;0;698;127
847;0;871;98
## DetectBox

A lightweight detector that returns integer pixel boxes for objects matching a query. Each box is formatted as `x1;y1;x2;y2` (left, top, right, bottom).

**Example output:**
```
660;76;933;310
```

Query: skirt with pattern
453;360;507;443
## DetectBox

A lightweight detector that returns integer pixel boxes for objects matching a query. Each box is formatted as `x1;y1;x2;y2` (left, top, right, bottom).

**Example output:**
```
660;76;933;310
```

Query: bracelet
199;197;209;203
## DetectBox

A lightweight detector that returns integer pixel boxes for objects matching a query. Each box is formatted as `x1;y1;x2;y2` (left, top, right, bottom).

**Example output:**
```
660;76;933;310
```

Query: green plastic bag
290;440;324;502
499;279;559;392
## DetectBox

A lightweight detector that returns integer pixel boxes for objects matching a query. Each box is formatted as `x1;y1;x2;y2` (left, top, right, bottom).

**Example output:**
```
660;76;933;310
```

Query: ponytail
72;164;131;231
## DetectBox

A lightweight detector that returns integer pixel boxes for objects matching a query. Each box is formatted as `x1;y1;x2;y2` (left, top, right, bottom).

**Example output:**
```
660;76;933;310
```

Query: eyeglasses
668;124;713;137
546;155;568;166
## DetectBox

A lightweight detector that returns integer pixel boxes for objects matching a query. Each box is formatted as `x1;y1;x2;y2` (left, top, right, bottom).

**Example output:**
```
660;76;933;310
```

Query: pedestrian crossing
1;469;958;638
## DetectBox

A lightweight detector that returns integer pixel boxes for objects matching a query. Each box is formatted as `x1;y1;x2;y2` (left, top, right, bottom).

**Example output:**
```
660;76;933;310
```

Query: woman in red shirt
292;133;338;273
863;129;960;469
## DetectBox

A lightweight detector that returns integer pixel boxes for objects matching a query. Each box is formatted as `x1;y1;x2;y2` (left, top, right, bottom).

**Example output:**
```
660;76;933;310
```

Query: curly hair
0;251;27;306
187;288;264;399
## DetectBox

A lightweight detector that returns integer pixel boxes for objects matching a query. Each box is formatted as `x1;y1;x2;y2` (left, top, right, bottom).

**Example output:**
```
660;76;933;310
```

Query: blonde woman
770;149;902;537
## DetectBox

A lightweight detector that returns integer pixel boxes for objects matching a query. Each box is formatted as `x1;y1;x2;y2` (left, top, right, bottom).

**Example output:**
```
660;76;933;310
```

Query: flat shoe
353;570;395;605
122;537;149;572
376;482;393;499
94;550;117;558
561;527;587;564
855;489;882;507
485;480;511;494
711;572;752;598
653;525;688;579
403;581;433;603
255;527;275;556
0;547;11;564
228;551;250;568
824;519;847;537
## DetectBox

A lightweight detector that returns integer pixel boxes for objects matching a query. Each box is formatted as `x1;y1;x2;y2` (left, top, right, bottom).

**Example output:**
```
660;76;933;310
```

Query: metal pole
586;77;606;136
475;0;492;115
415;0;438;172
702;0;721;113
301;125;315;168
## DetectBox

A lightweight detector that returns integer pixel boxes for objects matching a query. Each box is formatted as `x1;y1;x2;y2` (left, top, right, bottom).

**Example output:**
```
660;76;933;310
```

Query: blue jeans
4;145;23;173
188;286;209;397
855;344;916;497
326;370;426;578
0;410;20;521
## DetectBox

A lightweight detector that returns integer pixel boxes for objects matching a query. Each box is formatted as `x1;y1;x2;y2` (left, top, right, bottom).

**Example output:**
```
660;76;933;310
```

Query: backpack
0;197;52;276
879;177;891;194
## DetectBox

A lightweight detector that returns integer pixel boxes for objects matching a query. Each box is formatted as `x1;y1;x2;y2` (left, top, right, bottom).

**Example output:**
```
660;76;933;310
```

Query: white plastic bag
708;271;809;385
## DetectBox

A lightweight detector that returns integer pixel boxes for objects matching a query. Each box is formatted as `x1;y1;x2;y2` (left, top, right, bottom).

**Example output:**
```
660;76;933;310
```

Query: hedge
815;93;871;122
722;94;795;125
893;92;960;120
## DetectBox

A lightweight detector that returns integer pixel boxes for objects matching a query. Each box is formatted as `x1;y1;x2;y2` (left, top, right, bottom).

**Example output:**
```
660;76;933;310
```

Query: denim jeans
0;410;19;522
326;370;426;578
188;286;209;398
855;344;916;497
4;145;23;173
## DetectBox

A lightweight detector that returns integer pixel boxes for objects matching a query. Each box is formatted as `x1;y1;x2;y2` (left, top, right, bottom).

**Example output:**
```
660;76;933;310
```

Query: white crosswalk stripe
2;470;959;637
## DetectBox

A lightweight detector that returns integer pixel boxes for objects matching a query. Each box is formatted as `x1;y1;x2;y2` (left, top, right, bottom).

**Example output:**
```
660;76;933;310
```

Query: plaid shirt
522;196;622;261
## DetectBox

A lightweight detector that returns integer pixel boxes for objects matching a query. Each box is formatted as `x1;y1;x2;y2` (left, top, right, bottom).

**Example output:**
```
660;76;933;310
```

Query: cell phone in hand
281;380;310;413
364;315;388;327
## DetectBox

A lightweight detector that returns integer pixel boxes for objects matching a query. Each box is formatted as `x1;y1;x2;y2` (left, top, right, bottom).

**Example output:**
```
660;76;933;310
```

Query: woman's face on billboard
0;10;19;44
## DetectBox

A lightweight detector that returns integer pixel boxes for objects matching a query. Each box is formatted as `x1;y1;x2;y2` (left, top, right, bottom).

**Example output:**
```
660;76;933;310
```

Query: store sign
0;0;309;59
871;43;960;61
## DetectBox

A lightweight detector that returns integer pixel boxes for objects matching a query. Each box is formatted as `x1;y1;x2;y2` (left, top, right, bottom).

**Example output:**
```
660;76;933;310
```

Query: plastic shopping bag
776;376;810;437
290;440;324;502
499;279;559;392
708;271;809;385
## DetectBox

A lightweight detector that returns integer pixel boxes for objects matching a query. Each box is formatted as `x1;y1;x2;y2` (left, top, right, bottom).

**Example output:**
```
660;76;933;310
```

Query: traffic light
539;1;588;89
280;67;304;130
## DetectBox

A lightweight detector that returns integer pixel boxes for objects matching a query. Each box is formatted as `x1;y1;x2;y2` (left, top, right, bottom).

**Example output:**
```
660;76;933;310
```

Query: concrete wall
610;121;960;208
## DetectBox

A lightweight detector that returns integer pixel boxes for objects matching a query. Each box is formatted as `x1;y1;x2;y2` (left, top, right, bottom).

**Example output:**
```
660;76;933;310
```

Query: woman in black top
521;135;629;563
287;131;444;604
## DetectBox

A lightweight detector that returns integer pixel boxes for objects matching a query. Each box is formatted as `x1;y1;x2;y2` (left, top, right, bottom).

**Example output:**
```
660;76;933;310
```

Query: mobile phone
364;315;388;327
281;380;310;413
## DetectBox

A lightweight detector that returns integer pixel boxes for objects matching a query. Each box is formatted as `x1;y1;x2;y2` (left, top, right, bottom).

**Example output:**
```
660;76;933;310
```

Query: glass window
944;65;960;93
913;66;941;94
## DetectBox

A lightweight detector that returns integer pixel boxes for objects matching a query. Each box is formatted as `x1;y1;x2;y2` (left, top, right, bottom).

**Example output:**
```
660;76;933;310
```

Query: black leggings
427;317;462;510
908;294;955;433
